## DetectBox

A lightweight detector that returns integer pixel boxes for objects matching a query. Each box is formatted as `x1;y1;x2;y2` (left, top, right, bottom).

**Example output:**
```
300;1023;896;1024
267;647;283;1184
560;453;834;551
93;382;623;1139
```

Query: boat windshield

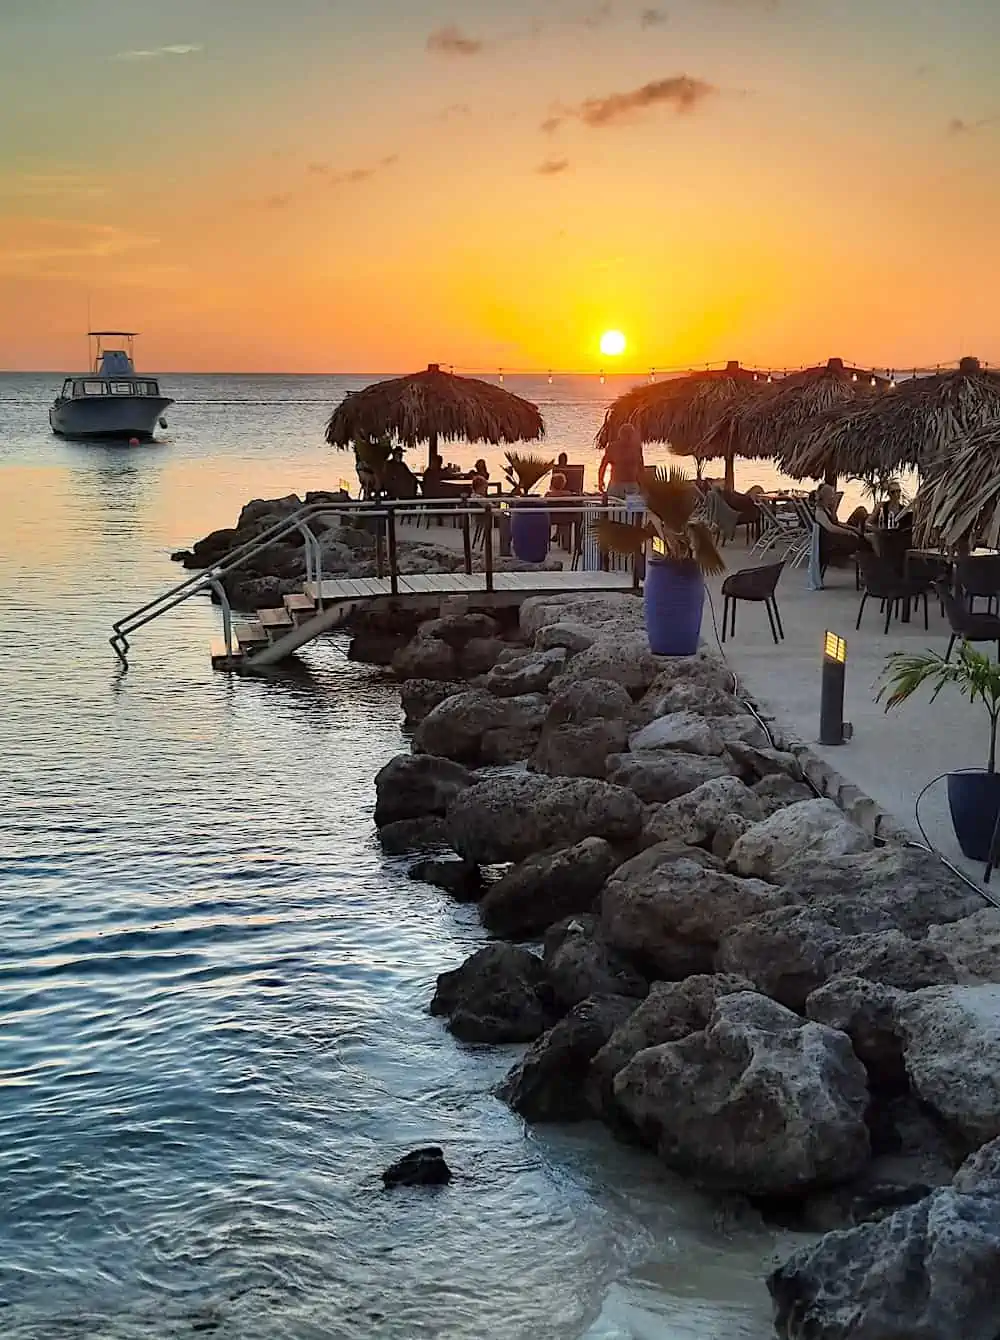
73;379;161;397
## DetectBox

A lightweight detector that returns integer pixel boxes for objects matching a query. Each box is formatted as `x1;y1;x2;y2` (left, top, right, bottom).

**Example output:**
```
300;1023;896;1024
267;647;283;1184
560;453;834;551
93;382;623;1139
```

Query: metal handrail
109;493;639;668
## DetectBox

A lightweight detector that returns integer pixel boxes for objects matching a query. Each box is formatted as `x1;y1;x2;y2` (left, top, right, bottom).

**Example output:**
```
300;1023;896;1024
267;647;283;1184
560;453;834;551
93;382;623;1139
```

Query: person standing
598;424;645;498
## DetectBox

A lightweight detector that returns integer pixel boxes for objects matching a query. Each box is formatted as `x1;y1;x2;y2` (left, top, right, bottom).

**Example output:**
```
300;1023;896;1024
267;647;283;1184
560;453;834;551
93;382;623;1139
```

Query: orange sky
1;0;998;373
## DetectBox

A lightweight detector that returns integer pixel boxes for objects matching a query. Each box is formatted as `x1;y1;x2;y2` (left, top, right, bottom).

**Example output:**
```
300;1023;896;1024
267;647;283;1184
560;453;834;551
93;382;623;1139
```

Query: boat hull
50;396;174;440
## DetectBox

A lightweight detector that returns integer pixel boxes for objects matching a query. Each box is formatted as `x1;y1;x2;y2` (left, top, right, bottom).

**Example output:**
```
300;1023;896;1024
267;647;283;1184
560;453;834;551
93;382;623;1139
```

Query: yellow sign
824;631;847;664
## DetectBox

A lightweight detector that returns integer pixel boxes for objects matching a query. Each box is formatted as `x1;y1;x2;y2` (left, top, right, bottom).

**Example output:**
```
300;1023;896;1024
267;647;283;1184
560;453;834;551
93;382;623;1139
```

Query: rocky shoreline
188;497;1000;1337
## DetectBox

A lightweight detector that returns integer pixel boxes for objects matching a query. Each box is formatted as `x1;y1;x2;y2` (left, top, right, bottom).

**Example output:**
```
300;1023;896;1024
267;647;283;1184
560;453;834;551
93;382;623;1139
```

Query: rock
829;929;958;990
373;753;474;827
549;633;660;699
588;974;753;1119
382;1146;452;1188
642;777;763;848
545;677;635;726
377;816;448;854
897;985;1000;1149
753;774;814;817
727;799;871;880
446;774;644;865
628;711;726;756
459;636;506;676
709;714;773;750
399;679;466;727
413;690;547;764
238;494;302;529
712;814;752;860
479;838;619;938
391;637;458;682
768;1147;1000;1340
638;656;735;707
222;573;301;610
806;976;906;1090
498;994;639;1122
601;849;797;979
606;750;734;804
419;611;499;649
726;741;804;782
431;944;555;1044
534;621;599;654
408;857;483;902
653;682;743;718
530;718;631;780
928;908;1000;983
717;906;848;1012
348;631;407;665
613;991;871;1196
486;647;569;697
781;846;983;935
478;725;543;765
519;592;645;642
543;919;648;1011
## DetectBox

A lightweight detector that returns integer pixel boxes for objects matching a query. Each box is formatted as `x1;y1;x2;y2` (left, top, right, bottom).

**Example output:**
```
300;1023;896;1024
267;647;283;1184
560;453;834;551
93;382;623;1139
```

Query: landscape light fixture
820;630;849;745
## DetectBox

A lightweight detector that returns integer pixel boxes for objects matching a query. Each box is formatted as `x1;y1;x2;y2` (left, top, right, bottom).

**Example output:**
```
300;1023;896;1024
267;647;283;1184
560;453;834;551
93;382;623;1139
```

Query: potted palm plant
597;466;724;656
877;642;1000;861
503;451;556;563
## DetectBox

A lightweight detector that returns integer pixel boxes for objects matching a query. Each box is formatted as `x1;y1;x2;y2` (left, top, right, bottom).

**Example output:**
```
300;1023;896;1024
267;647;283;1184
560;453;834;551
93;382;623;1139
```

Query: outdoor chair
750;498;806;562
957;555;1000;615
701;489;741;545
856;552;930;634
937;581;1000;660
721;561;785;645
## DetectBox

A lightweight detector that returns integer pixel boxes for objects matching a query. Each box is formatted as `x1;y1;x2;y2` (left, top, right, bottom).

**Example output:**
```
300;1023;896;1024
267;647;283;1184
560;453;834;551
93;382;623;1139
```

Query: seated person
556;451;569;469
382;448;418;500
873;480;906;528
421;453;446;497
473;458;490;481
470;474;489;498
815;483;871;566
546;472;571;497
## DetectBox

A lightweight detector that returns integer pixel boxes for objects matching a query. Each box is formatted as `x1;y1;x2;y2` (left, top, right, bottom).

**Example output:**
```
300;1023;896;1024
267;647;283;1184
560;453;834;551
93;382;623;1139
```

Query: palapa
595;362;765;489
781;357;1000;483
914;415;1000;550
326;364;544;467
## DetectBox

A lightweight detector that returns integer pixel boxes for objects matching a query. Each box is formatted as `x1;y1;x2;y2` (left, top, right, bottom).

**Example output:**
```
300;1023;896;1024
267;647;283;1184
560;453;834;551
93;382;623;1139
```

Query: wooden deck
304;569;636;603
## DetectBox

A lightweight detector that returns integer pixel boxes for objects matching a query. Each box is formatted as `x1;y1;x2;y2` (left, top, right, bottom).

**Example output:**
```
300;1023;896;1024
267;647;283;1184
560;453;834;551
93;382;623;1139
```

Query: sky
1;0;998;373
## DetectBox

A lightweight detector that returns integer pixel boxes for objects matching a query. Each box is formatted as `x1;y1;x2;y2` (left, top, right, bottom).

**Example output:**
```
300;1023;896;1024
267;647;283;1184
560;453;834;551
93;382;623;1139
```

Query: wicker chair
856;553;929;634
957;555;1000;615
721;561;785;644
938;581;1000;660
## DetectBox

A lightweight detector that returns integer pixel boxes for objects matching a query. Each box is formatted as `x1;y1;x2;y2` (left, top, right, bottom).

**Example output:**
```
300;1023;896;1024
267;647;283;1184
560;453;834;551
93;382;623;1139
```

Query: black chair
721;561;785;644
937;581;1000;660
957;555;1000;615
856;553;930;634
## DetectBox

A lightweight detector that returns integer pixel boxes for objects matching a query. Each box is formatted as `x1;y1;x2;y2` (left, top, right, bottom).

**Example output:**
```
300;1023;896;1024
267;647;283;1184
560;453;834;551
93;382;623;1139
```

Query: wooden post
483;506;494;593
428;430;438;471
386;506;399;596
461;511;473;574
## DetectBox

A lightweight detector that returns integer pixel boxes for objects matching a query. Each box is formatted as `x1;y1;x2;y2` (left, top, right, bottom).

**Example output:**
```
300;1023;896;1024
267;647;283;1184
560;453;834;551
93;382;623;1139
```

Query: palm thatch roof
914;417;1000;549
325;364;544;465
698;358;886;467
780;358;1000;483
595;362;764;455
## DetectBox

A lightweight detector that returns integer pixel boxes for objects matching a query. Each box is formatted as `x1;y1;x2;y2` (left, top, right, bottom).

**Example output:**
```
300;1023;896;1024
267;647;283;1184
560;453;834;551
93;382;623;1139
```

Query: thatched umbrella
781;357;1000;484
699;357;885;483
595;361;765;489
914;417;1000;549
325;364;544;468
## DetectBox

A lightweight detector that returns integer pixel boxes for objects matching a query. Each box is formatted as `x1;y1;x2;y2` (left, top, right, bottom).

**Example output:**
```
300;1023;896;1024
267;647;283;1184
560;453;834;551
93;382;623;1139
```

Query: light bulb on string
547;370;553;385
498;368;504;384
599;369;606;385
766;373;773;384
649;369;655;384
852;372;858;383
870;375;877;387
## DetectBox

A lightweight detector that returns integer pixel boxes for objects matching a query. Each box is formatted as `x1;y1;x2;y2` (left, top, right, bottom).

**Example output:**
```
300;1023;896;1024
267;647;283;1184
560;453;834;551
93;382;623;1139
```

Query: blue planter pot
510;502;550;564
644;556;704;656
947;771;1000;862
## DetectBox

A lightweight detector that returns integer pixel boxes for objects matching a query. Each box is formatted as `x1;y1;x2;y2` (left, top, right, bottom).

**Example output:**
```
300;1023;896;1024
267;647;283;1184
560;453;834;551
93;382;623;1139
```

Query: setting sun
600;330;627;358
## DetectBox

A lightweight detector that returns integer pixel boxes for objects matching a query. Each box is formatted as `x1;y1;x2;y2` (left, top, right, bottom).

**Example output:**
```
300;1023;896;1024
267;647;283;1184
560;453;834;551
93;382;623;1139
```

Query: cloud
543;75;716;131
0;217;159;278
306;157;400;186
640;7;668;24
578;2;614;27
114;43;203;60
536;158;571;175
427;25;484;56
439;103;472;120
948;115;997;135
0;171;107;200
263;193;293;209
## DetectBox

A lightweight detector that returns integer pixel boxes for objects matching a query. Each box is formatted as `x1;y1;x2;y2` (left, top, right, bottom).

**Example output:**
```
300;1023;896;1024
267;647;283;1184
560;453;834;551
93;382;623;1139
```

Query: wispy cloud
948;115;998;135
543;75;716;131
0;217;159;278
427;25;484;56
536;158;571;175
114;43;203;61
438;103;472;120
0;171;107;200
578;2;614;27
304;156;400;186
640;7;668;25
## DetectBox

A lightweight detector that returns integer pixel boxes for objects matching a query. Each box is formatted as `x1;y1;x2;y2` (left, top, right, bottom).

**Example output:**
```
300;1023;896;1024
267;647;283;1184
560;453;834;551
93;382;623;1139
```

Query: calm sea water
0;373;785;1339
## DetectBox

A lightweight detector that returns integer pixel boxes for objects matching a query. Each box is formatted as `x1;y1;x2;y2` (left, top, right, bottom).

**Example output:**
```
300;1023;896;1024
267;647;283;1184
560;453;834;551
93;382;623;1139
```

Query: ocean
0;372;787;1339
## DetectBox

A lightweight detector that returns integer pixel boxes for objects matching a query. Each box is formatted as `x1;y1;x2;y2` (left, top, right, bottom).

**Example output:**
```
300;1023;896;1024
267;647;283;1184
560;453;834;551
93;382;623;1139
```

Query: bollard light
819;630;848;745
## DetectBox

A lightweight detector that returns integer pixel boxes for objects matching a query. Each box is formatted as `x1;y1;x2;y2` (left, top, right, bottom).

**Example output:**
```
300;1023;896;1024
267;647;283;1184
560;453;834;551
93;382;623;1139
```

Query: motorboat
50;332;173;440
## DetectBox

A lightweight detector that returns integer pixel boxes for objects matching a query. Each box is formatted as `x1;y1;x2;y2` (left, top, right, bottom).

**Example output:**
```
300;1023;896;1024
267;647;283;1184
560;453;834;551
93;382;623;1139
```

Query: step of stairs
283;592;316;620
233;617;268;647
210;640;246;670
258;606;294;635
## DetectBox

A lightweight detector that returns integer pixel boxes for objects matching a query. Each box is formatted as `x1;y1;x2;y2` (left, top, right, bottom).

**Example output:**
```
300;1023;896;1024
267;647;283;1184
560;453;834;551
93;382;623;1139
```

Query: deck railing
109;494;642;668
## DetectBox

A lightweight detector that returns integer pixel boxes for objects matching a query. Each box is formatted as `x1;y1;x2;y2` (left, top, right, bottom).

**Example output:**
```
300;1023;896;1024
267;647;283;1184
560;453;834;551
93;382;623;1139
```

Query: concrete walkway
706;543;993;886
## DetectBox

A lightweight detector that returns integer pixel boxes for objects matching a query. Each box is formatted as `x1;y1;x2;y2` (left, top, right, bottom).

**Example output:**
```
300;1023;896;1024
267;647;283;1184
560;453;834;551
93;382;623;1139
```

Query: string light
766;374;773;384
498;368;504;383
648;369;655;383
599;370;606;385
547;370;553;384
870;375;877;387
852;372;858;382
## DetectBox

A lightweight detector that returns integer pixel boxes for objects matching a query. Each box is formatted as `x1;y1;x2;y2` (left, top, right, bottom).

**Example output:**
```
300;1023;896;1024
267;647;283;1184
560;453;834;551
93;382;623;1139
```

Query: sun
600;330;627;358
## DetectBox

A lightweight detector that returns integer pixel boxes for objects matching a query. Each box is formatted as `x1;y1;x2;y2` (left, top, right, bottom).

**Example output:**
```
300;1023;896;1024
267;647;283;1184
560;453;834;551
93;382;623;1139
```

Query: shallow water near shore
0;373;785;1338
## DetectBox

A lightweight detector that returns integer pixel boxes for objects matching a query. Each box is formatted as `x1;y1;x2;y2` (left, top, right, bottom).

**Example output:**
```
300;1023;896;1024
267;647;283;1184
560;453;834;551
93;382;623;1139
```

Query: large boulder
399;679;466;727
391;637;458;682
377;816;449;854
641;776;763;849
418;610;499;649
373;754;474;827
430;944;555;1044
545;677;634;726
727;799;871;880
613;991;871;1196
628;711;726;757
726;740;804;782
408;857;483;902
519;592;645;642
413;690;547;764
753;774;815;817
928;908;1000;983
238;494;302;529
806;976;907;1091
587;974;753;1118
459;636;506;676
652;681;744;718
768;1139;1000;1340
446;774;644;865
601;847;798;979
534;621;601;654
543;917;648;1011
530;718;630;779
498;994;639;1122
606;750;735;804
549;633;660;699
638;656;735;709
486;647;568;697
897;985;1000;1149
479;838;620;938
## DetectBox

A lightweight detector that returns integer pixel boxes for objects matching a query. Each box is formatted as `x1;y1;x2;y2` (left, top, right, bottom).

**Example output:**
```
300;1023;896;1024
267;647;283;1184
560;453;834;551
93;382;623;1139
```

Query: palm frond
876;642;1000;771
503;451;556;495
596;518;655;557
642;467;700;532
686;520;726;577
